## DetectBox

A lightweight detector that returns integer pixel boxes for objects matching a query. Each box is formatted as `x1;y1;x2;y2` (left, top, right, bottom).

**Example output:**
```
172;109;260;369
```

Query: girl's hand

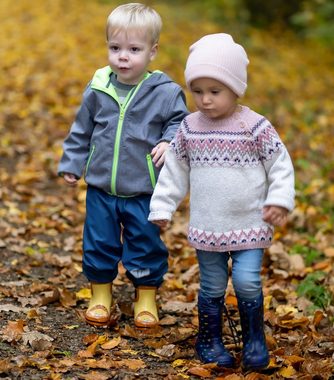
63;173;78;186
262;205;288;227
151;142;170;167
151;219;169;228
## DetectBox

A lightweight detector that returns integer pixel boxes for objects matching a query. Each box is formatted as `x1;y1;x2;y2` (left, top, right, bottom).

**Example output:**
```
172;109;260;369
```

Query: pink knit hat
184;33;249;97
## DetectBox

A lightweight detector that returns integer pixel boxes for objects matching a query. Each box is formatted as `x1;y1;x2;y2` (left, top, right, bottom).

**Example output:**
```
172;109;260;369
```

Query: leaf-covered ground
0;1;333;379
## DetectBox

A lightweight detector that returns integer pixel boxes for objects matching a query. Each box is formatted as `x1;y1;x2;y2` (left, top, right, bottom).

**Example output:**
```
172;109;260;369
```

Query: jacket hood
91;66;175;93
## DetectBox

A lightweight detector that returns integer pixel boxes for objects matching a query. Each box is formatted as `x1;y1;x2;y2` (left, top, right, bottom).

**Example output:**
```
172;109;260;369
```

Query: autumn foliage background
0;0;333;379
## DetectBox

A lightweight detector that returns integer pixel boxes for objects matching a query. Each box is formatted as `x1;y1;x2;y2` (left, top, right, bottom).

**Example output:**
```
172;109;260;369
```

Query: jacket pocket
85;144;96;178
146;153;156;188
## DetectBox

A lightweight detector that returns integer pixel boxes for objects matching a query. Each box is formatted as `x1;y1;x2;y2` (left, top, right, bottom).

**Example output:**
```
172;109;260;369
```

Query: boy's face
107;29;158;85
190;78;238;120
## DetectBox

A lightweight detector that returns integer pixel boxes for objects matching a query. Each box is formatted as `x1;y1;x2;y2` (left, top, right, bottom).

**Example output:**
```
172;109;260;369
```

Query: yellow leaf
276;305;298;316
176;374;189;379
172;359;187;368
63;325;79;330
279;365;297;378
264;295;272;310
76;288;91;299
121;349;138;355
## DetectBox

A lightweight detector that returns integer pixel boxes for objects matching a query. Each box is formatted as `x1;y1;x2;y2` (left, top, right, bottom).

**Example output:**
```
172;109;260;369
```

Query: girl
148;33;295;369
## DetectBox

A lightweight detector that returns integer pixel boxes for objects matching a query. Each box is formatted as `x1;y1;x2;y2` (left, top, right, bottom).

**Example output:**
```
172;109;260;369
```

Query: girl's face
107;29;158;85
190;78;238;120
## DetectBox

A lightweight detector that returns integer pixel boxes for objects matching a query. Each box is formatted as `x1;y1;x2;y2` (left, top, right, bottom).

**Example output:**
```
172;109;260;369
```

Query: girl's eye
109;46;119;52
131;47;140;53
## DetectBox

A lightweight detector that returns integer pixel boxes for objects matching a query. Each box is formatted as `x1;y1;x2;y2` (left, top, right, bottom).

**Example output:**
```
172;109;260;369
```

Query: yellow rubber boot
85;282;113;327
134;286;159;328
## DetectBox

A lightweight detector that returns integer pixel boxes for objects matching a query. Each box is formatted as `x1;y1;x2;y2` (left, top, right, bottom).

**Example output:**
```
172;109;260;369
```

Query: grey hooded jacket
58;66;188;196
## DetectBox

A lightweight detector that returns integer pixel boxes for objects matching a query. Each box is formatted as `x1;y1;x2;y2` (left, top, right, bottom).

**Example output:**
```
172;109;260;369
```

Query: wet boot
237;293;270;370
85;282;114;327
195;292;235;367
134;286;159;328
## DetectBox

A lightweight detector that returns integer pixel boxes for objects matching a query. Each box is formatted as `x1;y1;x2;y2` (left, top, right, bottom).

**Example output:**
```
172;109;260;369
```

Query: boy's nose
119;50;128;60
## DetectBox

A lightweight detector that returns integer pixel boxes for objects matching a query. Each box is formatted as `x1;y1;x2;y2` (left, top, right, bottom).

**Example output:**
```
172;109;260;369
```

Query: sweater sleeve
255;120;295;211
148;127;190;221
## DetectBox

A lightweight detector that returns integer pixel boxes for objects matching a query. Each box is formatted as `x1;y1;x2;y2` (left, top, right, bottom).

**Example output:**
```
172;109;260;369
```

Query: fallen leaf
279;365;297;378
101;335;122;350
188;366;212;378
1;320;25;342
22;331;54;351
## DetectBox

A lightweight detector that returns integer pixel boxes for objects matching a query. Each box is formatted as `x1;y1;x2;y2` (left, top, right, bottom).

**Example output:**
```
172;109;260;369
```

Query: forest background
0;0;333;379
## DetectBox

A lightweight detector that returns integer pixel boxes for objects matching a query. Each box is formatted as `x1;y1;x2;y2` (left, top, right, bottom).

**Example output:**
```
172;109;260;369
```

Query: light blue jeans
196;249;264;300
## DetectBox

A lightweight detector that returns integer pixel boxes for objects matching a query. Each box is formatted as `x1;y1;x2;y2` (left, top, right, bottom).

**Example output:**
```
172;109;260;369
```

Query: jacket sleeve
158;85;189;143
256;120;295;211
57;89;94;179
149;127;190;221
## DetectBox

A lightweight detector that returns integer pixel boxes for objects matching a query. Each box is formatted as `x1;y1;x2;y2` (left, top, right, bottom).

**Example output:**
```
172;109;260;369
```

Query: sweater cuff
148;211;172;222
264;196;295;212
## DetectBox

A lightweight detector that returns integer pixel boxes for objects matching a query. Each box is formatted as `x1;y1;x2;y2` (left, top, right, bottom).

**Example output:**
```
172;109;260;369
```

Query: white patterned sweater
148;105;295;252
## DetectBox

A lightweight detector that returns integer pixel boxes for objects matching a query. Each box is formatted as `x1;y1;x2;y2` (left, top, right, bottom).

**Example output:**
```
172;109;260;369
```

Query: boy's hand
151;142;170;167
63;173;78;186
262;205;289;227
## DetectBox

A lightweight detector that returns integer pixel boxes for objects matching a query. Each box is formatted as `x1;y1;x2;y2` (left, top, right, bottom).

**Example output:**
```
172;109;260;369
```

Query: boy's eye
130;47;141;53
109;45;119;52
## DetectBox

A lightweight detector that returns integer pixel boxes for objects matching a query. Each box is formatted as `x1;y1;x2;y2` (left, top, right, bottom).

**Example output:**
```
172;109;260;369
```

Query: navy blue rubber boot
237;294;270;371
195;293;235;368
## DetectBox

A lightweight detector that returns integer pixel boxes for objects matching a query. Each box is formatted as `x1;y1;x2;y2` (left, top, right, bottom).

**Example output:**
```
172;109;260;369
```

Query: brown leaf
80;371;110;380
188;366;212;378
21;331;54;351
101;335;122;350
120;358;146;370
1;320;25;342
59;287;76;307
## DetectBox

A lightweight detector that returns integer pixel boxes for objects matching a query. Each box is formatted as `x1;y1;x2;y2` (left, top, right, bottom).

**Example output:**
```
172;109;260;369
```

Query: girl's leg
195;250;235;367
196;249;229;298
231;249;269;370
230;248;263;300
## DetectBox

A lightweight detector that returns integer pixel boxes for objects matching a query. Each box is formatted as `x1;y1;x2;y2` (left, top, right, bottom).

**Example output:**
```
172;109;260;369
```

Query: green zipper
85;144;96;177
90;68;154;195
146;153;156;188
110;83;142;195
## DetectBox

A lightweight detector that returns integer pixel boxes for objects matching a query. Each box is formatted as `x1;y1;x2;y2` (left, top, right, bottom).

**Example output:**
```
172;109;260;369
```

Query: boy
58;3;188;328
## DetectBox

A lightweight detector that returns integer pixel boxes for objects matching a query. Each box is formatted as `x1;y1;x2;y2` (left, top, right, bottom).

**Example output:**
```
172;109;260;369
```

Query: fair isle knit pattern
149;105;295;253
172;109;283;168
188;226;273;252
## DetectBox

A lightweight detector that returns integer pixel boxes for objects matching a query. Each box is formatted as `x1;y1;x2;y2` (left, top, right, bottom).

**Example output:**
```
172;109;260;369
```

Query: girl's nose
202;94;211;104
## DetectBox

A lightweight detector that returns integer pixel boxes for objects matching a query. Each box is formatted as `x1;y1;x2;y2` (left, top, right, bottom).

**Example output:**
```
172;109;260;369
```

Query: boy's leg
120;195;168;327
231;249;269;370
195;250;235;367
82;186;122;326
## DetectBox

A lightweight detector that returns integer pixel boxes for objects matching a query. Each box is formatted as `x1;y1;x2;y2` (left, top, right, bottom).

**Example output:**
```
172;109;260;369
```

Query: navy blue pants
82;186;168;287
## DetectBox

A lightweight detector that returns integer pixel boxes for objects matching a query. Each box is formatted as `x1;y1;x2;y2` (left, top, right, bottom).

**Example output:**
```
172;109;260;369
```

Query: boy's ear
150;43;158;61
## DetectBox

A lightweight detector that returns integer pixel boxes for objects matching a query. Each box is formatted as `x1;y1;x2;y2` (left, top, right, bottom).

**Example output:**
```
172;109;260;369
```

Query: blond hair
106;3;162;44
